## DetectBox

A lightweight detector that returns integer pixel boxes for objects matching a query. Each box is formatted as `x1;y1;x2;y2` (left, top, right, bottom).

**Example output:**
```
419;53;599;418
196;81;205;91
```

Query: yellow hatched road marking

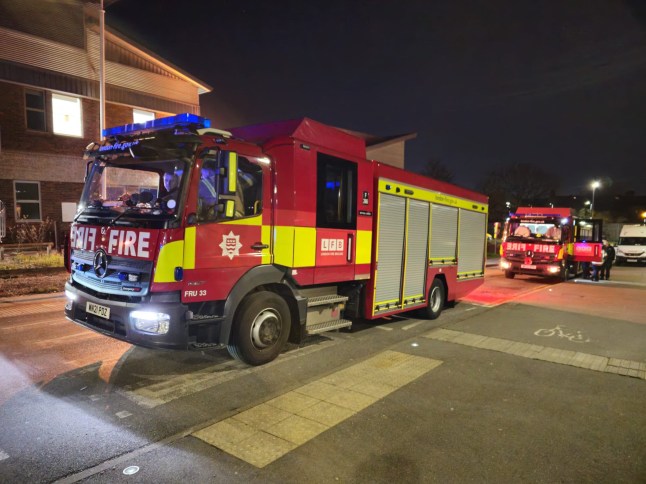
193;350;442;468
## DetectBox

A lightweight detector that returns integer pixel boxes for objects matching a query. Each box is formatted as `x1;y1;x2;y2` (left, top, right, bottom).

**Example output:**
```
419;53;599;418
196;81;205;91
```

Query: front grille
70;249;152;297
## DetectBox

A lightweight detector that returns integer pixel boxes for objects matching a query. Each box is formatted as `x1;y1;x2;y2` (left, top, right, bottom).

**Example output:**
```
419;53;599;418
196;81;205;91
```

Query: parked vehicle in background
499;207;603;280
615;224;646;265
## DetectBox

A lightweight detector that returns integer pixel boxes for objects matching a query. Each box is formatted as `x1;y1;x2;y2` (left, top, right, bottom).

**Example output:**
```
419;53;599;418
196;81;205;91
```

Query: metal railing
0;200;6;242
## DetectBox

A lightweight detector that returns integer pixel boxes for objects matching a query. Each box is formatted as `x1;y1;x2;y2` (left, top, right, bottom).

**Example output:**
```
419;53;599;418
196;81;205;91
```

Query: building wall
367;142;405;169
0;0;208;248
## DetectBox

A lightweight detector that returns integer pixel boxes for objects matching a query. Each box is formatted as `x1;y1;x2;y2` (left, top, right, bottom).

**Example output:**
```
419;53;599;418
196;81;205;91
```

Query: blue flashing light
102;113;211;137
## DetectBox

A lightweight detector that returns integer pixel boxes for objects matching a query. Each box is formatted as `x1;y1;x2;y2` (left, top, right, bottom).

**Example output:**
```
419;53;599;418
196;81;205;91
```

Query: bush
8;218;55;244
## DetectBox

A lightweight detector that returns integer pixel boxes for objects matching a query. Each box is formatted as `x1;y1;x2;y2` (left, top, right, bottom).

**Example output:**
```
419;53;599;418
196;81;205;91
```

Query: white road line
402;320;424;331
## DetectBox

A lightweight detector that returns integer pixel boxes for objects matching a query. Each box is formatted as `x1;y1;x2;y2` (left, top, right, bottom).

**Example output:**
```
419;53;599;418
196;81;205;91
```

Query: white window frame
13;180;42;222
133;109;155;124
52;93;83;137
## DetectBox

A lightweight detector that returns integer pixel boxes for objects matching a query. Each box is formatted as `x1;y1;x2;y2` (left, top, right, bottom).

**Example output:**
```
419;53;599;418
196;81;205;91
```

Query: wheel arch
221;265;304;345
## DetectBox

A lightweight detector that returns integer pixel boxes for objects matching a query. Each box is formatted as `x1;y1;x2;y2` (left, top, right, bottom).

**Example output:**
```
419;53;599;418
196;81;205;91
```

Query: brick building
0;0;210;246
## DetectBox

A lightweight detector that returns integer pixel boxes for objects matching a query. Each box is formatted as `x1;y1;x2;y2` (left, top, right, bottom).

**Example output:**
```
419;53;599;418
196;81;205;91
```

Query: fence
0;200;5;242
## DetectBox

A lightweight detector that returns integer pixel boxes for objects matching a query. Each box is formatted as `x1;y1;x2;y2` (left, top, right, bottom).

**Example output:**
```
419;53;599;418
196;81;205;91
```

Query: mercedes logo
93;249;109;278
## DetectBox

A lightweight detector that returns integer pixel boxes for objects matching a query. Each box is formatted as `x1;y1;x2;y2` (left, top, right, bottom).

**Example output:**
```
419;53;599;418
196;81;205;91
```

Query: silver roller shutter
374;193;406;310
430;204;458;261
403;199;429;303
458;209;486;274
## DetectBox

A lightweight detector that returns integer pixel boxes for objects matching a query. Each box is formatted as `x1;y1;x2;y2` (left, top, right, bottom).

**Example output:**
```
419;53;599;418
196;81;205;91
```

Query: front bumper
64;282;191;350
501;259;562;277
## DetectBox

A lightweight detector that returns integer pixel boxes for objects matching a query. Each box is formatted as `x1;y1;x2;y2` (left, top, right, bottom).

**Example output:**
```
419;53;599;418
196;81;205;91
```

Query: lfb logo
321;238;344;252
219;231;242;260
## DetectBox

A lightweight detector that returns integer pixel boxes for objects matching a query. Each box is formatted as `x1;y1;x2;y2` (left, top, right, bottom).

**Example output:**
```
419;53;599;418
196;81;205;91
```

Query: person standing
591;243;607;282
601;240;615;280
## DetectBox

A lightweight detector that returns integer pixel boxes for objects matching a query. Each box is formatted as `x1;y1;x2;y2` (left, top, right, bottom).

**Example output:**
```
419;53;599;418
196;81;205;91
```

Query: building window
52;93;82;137
133;109;155;124
14;181;41;222
25;90;46;131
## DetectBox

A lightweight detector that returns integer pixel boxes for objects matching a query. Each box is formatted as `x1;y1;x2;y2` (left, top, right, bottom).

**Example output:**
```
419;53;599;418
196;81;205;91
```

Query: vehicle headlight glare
65;289;77;302
131;310;170;335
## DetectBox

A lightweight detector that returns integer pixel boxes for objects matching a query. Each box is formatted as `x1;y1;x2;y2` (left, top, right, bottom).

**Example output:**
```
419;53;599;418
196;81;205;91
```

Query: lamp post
584;200;591;217
590;181;600;218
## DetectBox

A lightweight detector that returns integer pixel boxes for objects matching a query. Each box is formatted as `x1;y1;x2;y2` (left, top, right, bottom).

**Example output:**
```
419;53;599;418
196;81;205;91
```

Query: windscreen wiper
109;207;138;226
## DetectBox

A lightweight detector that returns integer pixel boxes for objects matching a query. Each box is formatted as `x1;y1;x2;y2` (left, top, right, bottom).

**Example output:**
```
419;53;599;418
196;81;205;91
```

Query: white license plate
86;301;110;319
521;264;537;269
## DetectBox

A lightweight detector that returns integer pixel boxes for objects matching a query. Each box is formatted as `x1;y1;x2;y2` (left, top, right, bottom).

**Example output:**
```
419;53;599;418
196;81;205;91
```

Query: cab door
182;151;271;303
313;153;357;283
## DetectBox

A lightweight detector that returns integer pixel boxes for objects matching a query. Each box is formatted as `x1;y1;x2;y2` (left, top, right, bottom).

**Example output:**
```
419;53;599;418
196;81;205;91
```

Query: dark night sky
108;0;646;195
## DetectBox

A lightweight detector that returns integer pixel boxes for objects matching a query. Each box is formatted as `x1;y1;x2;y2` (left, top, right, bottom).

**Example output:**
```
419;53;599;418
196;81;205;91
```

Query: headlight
547;265;561;274
131;310;170;335
500;259;511;270
65;289;77;301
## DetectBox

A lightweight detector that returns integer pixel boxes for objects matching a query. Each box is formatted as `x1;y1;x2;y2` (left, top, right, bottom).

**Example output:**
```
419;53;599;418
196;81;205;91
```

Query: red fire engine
64;114;488;365
500;207;603;280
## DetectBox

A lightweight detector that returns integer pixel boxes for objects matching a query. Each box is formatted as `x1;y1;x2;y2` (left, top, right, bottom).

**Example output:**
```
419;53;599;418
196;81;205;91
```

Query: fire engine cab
500;207;603;280
64;113;488;365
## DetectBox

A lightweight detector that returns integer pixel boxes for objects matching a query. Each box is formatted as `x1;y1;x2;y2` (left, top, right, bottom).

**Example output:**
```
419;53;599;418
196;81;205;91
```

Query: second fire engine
500;207;603;280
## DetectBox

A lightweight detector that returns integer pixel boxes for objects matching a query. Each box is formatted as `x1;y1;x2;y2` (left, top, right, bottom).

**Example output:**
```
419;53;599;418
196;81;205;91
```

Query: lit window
52;93;82;137
25;90;46;131
133;109;155;124
14;181;41;222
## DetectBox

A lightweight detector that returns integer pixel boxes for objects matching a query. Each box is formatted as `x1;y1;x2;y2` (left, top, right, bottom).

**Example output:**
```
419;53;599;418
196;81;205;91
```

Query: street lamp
642;211;646;225
590;181;600;218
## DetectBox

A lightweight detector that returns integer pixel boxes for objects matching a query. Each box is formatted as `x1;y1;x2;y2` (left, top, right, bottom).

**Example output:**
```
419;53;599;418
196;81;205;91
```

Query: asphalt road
0;266;644;483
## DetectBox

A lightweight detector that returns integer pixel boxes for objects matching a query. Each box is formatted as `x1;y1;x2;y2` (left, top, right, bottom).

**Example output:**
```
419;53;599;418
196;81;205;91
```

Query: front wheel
504;270;515;279
227;291;291;366
421;278;445;320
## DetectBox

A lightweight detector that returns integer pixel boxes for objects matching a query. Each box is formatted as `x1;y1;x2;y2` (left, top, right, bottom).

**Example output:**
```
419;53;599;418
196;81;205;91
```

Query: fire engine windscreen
507;220;562;242
77;159;187;225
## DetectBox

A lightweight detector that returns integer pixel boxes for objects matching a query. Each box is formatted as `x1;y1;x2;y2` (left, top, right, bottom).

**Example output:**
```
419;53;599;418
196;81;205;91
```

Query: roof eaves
104;26;212;94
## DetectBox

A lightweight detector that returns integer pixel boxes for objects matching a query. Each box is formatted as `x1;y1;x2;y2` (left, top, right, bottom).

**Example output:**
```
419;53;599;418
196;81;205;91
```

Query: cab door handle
251;243;269;250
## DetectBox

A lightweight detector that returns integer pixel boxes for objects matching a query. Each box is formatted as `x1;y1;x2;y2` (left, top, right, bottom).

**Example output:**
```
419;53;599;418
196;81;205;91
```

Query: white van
615;224;646;265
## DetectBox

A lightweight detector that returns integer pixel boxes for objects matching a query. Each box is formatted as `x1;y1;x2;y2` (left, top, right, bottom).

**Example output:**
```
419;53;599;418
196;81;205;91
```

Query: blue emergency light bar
102;113;211;137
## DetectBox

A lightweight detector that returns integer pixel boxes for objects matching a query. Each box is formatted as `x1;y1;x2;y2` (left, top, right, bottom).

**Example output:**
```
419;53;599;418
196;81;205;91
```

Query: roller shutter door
403;199;429;305
430;204;458;262
374;193;405;311
458;209;486;275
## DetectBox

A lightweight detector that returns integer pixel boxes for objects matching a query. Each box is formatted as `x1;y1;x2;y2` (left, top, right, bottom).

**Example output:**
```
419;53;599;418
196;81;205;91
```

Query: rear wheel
422;278;445;320
504;270;515;279
227;291;291;366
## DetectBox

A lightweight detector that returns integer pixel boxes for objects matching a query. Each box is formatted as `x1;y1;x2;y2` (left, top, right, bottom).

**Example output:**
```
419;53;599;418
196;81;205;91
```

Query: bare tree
421;159;454;183
478;162;558;222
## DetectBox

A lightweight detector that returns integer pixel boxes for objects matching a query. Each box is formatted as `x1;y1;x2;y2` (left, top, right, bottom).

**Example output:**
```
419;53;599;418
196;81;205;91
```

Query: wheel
421;278;445;320
504;270;515;279
227;291;291;366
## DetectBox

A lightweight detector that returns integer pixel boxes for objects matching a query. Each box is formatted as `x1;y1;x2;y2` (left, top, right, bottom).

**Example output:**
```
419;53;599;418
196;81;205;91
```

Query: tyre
421;278;445;320
504;270;515;279
227;291;291;366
